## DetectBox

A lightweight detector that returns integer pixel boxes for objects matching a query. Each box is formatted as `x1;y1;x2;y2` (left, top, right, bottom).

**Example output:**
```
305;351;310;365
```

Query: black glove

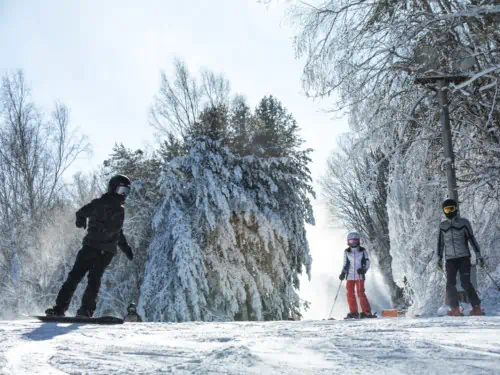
76;216;86;229
122;245;134;261
357;267;367;275
477;256;486;268
339;272;346;281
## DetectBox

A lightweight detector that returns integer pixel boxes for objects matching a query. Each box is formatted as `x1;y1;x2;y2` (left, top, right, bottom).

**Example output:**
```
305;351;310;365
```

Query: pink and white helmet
347;232;360;248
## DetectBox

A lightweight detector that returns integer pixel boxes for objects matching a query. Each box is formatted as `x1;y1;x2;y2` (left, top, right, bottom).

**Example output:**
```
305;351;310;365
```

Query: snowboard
35;315;124;325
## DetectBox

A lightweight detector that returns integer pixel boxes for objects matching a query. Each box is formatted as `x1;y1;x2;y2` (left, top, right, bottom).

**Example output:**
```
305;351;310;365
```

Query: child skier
339;232;376;319
45;175;134;318
437;198;485;316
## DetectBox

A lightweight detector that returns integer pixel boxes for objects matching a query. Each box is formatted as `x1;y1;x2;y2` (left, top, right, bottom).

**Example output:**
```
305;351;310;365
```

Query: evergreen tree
140;133;314;321
229;95;253;155
187;104;230;143
141;138;237;321
253;96;303;157
158;132;187;163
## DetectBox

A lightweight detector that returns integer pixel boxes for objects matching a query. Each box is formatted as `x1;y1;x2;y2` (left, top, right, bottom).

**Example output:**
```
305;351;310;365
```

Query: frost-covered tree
321;134;404;308
0;71;89;316
141;130;314;321
289;0;500;313
141;138;240;321
235;150;314;320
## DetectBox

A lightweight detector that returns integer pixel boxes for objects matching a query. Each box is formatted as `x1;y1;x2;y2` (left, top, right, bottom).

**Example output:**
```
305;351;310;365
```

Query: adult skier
123;303;143;322
437;198;485;316
45;175;134;318
339;232;376;319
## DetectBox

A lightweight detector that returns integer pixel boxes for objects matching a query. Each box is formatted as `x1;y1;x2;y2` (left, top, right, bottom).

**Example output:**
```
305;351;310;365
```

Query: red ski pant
346;280;371;313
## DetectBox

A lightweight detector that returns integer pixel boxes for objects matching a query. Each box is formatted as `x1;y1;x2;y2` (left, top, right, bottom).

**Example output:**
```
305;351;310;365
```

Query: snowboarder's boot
470;305;485;316
76;308;93;318
45;306;65;317
345;312;359;319
447;307;464;317
360;312;377;319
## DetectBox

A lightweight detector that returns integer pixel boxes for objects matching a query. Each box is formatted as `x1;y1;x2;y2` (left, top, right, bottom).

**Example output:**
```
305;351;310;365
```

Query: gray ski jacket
437;217;481;261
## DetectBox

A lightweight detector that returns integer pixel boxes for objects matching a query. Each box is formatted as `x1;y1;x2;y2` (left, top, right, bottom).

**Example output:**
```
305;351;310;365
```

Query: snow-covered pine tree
140;101;315;321
140;136;315;322
140;136;239;321
143;64;315;322
236;153;314;320
250;95;314;319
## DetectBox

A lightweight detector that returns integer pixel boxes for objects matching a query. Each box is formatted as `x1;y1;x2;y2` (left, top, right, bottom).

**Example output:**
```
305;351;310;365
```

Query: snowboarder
45;175;134;318
123;303;143;322
339;232;376;319
437;198;485;316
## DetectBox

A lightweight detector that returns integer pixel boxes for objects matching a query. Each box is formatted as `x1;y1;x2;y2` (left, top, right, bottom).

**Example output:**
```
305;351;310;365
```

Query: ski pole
484;267;500;291
328;280;343;319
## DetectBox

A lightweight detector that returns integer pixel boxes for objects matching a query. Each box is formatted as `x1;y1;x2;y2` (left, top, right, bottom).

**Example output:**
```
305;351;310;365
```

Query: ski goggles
115;185;130;196
347;239;360;246
443;205;456;214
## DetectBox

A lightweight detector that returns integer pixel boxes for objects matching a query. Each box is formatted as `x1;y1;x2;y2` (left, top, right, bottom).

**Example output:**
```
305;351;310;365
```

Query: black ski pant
55;246;114;315
446;256;480;308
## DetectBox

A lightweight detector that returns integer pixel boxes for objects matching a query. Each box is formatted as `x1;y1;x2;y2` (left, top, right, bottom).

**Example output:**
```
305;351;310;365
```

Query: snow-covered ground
1;316;500;375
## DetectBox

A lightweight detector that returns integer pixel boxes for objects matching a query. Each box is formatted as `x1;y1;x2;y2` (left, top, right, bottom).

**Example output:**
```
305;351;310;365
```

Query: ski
34;315;124;325
323;312;378;320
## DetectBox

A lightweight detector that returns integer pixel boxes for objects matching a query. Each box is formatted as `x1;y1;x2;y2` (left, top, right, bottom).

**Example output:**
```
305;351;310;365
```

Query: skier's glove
339;272;346;281
477;256;486;268
357;267;367;275
76;216;86;229
122;245;134;261
437;261;443;272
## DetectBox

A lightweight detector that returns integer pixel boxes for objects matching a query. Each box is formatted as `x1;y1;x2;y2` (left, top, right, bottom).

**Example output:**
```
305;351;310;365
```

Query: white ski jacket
341;247;371;280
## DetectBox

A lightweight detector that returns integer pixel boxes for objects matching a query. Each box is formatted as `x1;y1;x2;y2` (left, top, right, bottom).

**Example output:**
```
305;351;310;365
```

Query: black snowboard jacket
76;193;131;256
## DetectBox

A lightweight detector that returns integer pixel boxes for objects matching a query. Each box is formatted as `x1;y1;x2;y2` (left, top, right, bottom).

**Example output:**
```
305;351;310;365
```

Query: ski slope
1;316;500;374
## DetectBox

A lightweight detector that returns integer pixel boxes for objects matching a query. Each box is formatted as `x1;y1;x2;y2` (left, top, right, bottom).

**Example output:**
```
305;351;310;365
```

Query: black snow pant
55;246;114;316
446;256;480;308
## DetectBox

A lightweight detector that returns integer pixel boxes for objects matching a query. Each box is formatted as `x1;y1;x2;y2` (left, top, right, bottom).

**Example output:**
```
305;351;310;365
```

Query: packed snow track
1;316;499;374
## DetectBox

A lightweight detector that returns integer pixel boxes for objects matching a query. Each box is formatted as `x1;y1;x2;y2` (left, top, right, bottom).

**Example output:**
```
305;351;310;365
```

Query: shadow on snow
23;322;81;341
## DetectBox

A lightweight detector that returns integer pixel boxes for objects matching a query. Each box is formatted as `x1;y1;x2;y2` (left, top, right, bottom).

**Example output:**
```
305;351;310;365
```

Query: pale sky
1;0;390;318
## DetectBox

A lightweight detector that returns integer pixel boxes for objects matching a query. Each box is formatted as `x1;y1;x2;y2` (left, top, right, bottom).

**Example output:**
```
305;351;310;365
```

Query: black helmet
108;175;131;197
442;198;458;219
127;303;136;312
